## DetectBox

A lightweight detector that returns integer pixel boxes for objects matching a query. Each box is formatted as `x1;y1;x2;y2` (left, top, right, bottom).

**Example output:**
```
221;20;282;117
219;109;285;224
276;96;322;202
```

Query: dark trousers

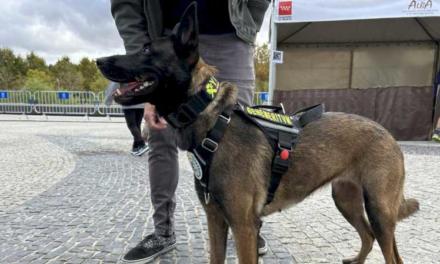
123;108;145;148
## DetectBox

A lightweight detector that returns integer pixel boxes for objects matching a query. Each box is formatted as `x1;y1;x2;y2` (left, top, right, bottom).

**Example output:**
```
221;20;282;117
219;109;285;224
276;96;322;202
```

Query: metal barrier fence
33;91;96;115
96;92;124;116
0;90;269;116
0;91;33;114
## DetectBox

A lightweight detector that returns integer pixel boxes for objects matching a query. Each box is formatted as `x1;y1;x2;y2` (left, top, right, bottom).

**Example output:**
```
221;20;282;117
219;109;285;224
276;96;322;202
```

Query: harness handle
251;105;283;113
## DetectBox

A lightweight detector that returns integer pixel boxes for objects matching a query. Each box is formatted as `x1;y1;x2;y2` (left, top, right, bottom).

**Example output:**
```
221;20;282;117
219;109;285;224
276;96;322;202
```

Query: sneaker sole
120;243;176;264
258;244;268;255
134;146;149;156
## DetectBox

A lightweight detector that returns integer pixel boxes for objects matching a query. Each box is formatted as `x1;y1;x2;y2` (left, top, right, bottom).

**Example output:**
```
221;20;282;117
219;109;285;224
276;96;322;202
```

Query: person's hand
144;103;167;130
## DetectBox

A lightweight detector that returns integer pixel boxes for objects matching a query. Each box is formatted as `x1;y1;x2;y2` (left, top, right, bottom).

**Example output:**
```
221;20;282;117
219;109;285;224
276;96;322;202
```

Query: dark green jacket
111;0;270;54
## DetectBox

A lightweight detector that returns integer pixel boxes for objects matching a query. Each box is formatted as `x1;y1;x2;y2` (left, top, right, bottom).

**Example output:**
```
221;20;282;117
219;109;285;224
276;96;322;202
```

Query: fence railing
0;90;268;116
0;90;33;114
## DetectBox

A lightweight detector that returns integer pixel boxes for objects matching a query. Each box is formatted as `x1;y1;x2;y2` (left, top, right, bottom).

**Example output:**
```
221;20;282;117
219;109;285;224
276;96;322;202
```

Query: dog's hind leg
363;187;403;264
332;180;375;264
205;203;229;264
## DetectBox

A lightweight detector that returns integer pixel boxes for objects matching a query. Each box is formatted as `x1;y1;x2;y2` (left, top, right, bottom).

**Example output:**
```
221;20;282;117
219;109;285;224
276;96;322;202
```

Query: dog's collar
166;76;219;129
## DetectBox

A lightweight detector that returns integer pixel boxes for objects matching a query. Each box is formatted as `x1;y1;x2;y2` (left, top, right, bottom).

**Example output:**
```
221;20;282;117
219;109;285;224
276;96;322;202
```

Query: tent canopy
274;0;440;44
277;17;440;44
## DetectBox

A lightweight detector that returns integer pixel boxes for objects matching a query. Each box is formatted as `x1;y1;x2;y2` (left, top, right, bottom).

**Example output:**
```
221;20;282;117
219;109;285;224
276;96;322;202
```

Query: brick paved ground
0;118;439;264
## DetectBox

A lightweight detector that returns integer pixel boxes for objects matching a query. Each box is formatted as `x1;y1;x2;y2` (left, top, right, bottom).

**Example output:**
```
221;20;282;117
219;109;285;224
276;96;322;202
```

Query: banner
275;0;440;23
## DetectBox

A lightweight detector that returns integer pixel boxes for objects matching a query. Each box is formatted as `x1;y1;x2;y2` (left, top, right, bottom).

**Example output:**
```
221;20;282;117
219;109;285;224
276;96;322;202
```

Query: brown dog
97;3;419;263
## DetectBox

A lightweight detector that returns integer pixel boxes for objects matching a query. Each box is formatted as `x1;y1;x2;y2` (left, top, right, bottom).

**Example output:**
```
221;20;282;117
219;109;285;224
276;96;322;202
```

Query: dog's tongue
113;82;141;97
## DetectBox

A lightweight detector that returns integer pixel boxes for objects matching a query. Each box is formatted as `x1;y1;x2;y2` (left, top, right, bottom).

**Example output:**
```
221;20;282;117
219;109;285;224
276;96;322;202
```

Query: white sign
272;50;284;64
274;0;440;23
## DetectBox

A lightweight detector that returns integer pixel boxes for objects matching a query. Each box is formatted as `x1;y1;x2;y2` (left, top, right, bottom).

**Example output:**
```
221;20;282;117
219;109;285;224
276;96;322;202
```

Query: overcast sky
0;0;271;65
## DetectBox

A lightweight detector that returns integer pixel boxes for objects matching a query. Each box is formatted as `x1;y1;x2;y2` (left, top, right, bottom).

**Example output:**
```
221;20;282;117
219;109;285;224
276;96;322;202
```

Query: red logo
279;1;292;16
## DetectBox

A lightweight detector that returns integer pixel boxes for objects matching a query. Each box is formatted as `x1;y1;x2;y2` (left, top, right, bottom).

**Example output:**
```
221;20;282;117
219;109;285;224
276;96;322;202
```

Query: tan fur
190;58;218;94
179;62;419;264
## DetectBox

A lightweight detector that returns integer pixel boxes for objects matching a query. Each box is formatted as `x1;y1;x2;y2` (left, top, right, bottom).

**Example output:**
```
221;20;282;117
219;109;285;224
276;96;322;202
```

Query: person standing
110;0;270;262
104;82;149;156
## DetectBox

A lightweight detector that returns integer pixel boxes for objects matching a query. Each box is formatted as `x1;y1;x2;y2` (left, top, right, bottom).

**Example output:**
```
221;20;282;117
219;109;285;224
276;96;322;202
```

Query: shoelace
137;235;165;249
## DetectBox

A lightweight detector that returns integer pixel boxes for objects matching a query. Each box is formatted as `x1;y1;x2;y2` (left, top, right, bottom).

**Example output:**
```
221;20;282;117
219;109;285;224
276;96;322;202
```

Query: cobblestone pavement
0;119;439;264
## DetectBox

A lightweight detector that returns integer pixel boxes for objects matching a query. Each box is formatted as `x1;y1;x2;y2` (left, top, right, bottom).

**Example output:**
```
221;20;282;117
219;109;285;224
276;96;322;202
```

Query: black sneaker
121;233;176;263
130;144;149;156
258;234;268;255
134;144;150;156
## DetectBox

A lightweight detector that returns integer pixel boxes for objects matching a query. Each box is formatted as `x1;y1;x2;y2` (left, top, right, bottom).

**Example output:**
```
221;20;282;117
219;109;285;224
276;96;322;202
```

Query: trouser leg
148;125;179;236
123;108;144;147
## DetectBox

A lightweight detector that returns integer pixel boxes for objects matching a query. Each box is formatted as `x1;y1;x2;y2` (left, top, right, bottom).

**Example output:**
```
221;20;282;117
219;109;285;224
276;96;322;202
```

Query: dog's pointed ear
173;2;199;66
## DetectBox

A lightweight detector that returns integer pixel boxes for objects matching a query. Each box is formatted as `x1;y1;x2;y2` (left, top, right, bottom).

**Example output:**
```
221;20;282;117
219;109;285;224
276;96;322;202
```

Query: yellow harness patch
205;77;219;99
245;106;293;127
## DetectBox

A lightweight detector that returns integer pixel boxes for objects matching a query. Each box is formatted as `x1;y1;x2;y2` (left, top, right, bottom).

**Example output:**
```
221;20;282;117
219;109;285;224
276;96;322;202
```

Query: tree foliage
50;57;84;90
78;57;100;91
26;52;47;72
0;49;110;93
1;46;269;93
0;48;27;89
24;69;54;91
254;44;269;92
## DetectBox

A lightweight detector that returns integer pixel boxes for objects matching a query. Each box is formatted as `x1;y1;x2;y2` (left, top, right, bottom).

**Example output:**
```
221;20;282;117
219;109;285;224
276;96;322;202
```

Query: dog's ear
173;2;199;66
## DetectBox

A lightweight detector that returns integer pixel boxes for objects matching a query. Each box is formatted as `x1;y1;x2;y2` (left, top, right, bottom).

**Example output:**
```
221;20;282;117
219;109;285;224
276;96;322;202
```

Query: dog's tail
398;197;419;221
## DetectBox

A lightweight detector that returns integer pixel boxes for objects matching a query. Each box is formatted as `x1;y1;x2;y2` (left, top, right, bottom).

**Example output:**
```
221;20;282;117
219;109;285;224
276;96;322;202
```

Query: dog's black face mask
96;3;199;116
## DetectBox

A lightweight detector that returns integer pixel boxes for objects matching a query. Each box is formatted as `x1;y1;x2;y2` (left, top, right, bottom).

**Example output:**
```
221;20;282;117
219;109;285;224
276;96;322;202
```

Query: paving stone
0;120;438;263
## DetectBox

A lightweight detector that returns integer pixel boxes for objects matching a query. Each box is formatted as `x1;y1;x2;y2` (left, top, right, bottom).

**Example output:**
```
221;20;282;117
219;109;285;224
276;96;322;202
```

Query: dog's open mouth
113;77;157;100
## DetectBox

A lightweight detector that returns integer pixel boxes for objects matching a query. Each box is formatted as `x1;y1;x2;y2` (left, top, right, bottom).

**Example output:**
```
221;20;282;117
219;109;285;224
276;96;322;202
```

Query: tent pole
432;41;440;130
268;1;277;105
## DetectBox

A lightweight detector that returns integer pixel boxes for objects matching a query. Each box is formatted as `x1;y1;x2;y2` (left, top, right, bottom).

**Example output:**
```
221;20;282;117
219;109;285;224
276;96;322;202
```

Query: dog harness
165;77;324;205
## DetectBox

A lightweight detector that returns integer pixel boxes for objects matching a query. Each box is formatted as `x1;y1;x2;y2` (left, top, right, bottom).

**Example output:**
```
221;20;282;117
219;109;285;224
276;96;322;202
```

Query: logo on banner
278;0;293;21
408;0;432;10
58;92;70;100
405;0;437;15
279;0;292;16
0;91;8;99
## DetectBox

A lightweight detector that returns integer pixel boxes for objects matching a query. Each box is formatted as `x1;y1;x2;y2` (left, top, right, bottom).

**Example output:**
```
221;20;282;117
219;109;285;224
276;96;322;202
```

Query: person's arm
111;0;150;54
247;0;270;31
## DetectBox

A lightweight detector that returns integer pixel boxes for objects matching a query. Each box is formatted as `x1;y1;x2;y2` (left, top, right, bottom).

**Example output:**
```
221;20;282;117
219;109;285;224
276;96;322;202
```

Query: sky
0;0;271;65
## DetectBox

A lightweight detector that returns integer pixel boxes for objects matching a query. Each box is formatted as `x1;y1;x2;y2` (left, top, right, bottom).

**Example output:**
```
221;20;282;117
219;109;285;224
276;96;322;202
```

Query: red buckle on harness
280;149;290;160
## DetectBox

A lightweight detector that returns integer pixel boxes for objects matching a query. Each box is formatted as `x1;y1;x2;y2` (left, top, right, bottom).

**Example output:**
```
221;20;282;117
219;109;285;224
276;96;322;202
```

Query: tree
0;48;27;89
23;69;54;91
26;52;47;72
78;57;100;91
90;73;109;94
50;57;83;90
254;44;270;92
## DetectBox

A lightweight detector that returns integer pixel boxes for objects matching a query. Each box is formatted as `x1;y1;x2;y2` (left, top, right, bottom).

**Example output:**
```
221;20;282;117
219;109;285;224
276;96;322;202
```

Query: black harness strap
191;110;232;204
296;104;325;127
166;89;213;129
166;76;219;129
266;131;297;204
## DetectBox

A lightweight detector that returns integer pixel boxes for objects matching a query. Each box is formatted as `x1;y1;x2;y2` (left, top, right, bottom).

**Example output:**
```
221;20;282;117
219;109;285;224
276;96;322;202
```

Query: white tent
268;0;440;140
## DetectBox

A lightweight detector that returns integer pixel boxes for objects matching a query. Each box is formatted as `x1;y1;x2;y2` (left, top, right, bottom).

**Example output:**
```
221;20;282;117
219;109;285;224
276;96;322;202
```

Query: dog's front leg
205;203;229;264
